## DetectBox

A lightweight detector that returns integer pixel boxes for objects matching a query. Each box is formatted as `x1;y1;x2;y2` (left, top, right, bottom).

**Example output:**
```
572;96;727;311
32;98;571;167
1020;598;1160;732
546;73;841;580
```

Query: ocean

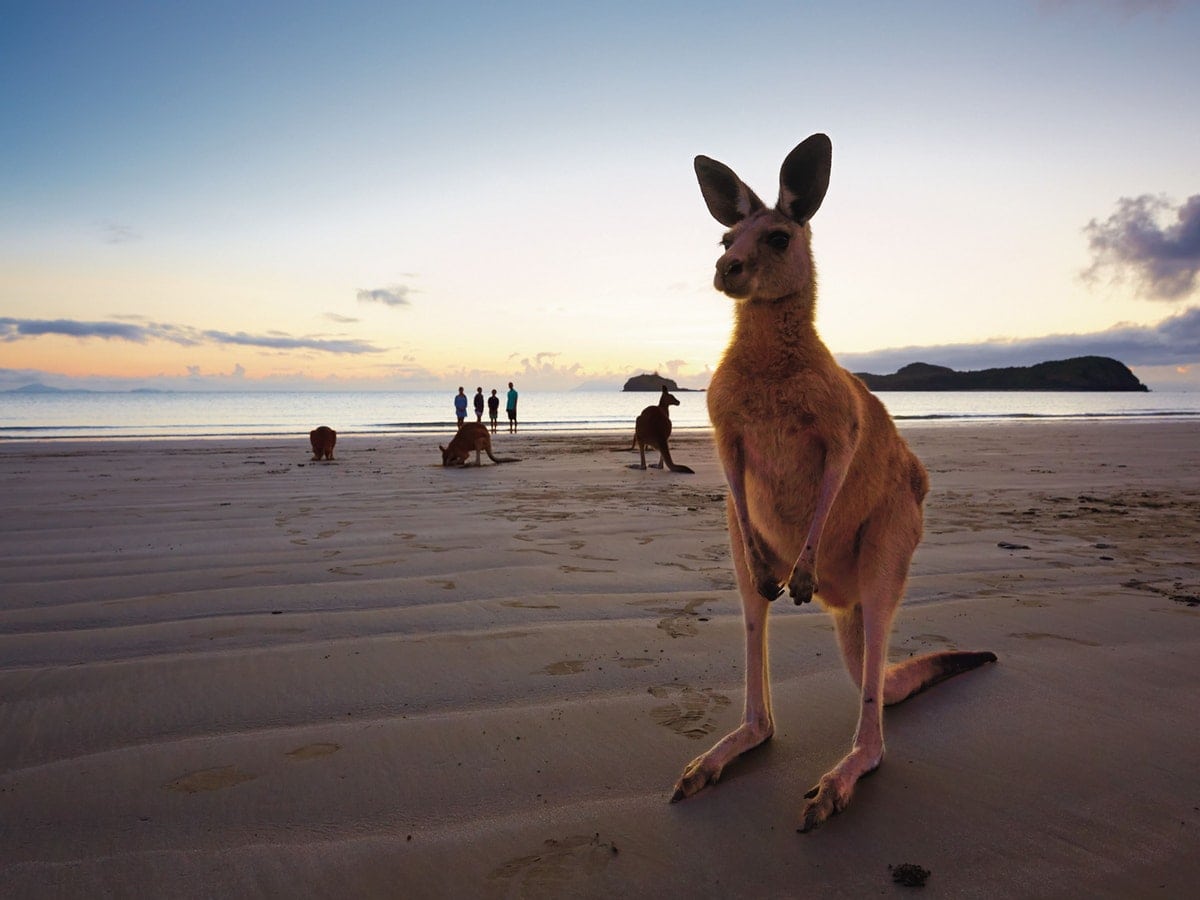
2;389;1199;442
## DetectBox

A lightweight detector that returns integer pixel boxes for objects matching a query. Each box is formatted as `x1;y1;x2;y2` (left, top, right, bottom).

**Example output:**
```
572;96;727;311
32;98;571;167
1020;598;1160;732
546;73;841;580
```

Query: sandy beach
2;421;1198;899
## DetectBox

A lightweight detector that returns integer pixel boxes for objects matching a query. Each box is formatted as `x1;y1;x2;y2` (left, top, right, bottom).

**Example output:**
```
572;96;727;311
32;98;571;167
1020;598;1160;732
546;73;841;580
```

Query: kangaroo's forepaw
671;754;723;803
787;568;818;605
756;576;785;601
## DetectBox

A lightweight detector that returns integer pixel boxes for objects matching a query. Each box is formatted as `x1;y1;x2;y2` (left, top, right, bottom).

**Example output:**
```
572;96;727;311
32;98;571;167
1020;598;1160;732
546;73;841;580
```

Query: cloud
325;312;360;324
0;317;383;354
97;220;141;244
1038;0;1185;16
1084;194;1200;300
356;285;413;307
837;306;1200;373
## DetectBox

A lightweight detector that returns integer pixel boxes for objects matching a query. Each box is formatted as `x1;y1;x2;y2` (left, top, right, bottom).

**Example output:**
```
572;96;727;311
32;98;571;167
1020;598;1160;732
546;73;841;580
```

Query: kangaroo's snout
715;252;749;295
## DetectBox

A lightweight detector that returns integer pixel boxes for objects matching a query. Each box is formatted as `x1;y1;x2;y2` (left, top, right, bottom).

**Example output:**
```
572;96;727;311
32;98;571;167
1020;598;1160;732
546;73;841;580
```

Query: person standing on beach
505;382;518;433
454;387;468;429
487;389;500;433
473;387;485;423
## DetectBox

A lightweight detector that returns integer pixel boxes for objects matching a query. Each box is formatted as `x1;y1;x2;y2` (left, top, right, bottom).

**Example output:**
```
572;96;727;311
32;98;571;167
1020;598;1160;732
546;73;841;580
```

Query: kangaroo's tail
485;451;521;464
658;444;694;475
883;650;997;706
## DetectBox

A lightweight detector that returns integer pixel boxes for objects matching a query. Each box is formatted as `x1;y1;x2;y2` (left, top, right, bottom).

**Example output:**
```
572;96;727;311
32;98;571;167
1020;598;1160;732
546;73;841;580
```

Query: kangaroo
309;426;336;461
440;422;519;467
627;386;694;474
672;134;996;832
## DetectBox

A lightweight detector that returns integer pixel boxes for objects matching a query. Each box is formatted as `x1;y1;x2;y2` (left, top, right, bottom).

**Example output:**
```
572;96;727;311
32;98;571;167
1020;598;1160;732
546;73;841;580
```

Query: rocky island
621;373;700;392
854;356;1148;392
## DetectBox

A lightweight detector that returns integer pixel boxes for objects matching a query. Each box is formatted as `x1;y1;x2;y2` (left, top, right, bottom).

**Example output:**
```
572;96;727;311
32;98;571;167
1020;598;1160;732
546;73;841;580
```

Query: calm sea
1;389;1199;441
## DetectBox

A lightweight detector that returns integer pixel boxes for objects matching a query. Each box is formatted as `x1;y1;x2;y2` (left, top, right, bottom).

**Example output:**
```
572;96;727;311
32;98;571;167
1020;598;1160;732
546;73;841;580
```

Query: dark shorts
506;408;517;420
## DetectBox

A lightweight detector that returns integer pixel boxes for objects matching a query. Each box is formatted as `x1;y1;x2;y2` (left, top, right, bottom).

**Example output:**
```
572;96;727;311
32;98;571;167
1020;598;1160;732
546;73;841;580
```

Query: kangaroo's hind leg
797;506;916;832
671;502;774;800
798;581;900;832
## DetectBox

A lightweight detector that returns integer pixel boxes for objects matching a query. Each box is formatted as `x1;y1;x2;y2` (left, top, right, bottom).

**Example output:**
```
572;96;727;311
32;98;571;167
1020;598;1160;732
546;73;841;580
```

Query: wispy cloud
1038;0;1186;17
1084;194;1200;300
97;220;141;244
837;306;1200;373
356;285;413;307
0;317;383;354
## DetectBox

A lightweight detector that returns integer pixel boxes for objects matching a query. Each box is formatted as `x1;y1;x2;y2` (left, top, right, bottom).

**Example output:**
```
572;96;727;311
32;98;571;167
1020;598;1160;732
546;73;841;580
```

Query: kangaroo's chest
708;363;835;525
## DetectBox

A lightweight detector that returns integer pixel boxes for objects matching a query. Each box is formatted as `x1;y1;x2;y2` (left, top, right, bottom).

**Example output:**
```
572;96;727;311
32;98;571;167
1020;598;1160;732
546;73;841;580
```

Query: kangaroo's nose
721;258;743;278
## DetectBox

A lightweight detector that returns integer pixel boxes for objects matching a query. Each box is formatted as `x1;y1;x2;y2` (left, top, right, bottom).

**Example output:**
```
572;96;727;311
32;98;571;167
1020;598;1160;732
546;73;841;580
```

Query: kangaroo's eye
766;230;790;251
720;234;734;250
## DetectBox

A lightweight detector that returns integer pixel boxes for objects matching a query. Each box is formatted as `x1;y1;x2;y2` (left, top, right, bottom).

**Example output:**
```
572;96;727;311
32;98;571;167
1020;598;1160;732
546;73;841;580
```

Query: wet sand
1;421;1198;898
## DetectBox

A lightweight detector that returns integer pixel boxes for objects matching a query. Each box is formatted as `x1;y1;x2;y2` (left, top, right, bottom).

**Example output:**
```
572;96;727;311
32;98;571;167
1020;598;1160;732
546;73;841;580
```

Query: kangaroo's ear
777;133;832;225
695;156;765;227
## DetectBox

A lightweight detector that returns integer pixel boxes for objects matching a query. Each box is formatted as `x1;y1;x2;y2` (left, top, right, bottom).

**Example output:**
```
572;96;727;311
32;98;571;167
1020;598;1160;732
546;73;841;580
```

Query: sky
2;0;1199;392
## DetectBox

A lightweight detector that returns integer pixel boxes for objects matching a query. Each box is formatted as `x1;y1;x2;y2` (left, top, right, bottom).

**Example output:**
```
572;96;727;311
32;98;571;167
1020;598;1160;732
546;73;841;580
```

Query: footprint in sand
617;657;656;669
901;632;954;649
286;742;340;761
648;684;731;740
650;598;710;639
487;833;618;896
541;660;588;675
1009;631;1101;647
164;765;258;794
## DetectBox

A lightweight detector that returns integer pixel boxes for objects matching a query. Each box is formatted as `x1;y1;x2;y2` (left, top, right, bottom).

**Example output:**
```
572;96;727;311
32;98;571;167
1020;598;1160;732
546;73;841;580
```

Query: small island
854;356;1148;392
622;372;701;392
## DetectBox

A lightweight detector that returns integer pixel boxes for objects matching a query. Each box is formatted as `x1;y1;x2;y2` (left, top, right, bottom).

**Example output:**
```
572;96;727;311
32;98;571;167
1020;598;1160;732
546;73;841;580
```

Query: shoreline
5;411;1200;446
2;421;1198;897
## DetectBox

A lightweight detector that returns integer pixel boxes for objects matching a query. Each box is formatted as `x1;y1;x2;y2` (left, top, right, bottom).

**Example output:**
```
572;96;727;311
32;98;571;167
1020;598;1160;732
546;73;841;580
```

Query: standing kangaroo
672;134;996;831
628;386;694;473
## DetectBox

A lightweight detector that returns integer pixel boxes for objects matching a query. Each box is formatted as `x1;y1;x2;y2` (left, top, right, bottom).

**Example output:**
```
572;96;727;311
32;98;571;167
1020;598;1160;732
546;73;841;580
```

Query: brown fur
440;422;519;467
309;426;336;461
671;134;996;831
628;386;694;474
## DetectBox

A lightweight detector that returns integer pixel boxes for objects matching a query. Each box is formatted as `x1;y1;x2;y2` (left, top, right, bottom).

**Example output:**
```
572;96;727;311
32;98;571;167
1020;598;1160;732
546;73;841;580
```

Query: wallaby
671;134;996;832
626;386;694;474
440;422;519;467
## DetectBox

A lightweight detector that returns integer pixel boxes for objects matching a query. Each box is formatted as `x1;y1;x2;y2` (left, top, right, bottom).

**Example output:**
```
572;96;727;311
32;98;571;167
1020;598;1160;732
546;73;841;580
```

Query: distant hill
622;372;701;392
7;383;76;394
854;356;1148;392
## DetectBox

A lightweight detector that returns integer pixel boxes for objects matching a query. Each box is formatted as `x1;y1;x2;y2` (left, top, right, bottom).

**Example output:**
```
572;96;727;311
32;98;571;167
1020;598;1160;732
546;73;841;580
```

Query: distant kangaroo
309;426;336;461
440;422;519;467
671;134;996;831
627;386;694;474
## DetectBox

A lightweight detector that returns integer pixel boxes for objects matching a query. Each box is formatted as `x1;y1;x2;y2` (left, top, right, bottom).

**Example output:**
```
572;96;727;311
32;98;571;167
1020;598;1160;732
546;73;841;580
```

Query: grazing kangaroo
309;426;336;461
672;134;996;832
628;386;694;474
440;422;519;467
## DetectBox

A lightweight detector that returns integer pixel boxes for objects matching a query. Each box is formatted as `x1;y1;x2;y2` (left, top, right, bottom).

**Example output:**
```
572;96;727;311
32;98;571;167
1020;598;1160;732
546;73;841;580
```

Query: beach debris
997;541;1031;550
890;862;931;887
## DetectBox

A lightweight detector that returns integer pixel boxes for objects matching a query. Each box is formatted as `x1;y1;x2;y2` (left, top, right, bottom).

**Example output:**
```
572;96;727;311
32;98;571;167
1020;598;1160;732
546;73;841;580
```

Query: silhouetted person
505;381;518;433
454;386;468;429
487;389;500;433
